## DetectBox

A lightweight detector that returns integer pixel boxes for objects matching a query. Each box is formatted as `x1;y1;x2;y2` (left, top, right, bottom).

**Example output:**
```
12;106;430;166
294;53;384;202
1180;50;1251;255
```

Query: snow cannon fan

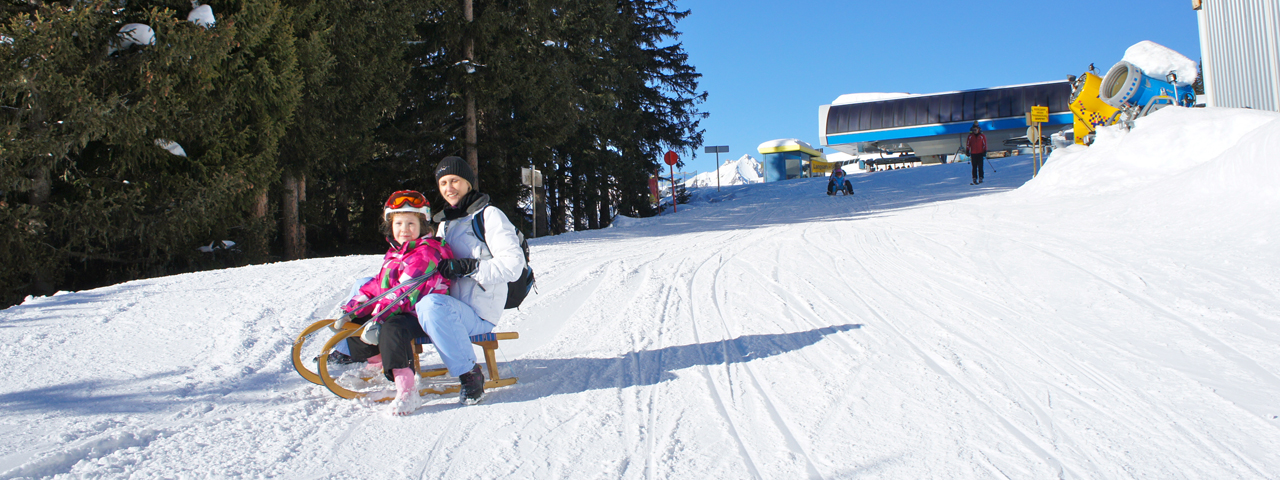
1098;61;1195;111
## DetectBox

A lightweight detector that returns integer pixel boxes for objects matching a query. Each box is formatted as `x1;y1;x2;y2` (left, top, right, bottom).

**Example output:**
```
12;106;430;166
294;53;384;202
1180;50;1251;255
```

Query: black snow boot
316;350;356;365
459;363;485;405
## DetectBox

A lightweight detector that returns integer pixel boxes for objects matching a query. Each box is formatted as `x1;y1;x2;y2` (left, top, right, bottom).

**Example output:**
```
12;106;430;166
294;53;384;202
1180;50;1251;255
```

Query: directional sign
1030;106;1049;123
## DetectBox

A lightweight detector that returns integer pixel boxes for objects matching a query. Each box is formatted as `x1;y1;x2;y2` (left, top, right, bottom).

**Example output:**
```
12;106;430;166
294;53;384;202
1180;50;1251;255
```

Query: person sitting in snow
328;189;455;415
827;166;853;195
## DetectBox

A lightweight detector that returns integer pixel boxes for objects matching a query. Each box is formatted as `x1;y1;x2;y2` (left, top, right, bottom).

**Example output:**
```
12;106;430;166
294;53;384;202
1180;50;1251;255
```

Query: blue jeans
414;293;496;376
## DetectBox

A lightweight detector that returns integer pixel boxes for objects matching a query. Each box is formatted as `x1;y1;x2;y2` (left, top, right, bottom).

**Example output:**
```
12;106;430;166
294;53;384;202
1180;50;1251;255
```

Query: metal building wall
1197;0;1280;111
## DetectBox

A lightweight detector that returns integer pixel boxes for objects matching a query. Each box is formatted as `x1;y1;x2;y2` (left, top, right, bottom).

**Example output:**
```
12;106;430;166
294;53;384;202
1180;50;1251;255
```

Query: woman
424;156;527;405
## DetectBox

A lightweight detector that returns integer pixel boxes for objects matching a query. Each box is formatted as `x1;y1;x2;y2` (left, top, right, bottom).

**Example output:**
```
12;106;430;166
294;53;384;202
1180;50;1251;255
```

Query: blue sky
672;0;1202;176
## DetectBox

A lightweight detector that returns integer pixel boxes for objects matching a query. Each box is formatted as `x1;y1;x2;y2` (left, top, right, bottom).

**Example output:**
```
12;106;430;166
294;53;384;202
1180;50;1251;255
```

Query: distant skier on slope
966;123;987;185
327;190;455;415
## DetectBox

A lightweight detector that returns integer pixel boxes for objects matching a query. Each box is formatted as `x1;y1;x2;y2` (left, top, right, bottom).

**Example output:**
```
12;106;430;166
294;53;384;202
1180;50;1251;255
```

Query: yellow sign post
1028;106;1049;176
1030;106;1049;123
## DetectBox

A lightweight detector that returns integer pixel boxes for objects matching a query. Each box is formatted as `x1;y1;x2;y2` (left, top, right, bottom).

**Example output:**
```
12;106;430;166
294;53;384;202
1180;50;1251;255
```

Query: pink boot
361;354;383;375
389;368;420;416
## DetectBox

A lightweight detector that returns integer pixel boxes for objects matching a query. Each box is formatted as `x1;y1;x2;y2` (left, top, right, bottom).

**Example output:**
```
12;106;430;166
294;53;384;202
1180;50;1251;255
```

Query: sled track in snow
667;233;762;478
830;222;1082;479
713;246;822;479
974;226;1280;477
684;227;826;479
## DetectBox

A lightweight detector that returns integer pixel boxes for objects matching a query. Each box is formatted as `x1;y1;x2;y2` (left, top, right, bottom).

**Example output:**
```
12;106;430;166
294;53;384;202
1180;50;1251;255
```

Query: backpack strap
471;206;488;245
470;206;495;260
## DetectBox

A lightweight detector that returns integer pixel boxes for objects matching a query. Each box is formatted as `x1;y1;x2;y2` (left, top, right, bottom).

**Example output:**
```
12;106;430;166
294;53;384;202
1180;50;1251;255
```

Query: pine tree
0;0;301;306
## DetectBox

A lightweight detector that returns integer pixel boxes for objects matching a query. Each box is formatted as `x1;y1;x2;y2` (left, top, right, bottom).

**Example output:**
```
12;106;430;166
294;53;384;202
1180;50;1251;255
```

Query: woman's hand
439;258;479;280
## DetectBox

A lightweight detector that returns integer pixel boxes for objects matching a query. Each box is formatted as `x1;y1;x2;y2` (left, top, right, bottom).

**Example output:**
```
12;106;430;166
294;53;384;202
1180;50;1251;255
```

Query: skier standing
966;124;987;185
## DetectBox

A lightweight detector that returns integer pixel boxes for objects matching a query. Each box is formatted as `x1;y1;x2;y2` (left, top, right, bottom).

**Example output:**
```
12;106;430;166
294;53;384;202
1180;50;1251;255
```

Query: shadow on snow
488;323;863;403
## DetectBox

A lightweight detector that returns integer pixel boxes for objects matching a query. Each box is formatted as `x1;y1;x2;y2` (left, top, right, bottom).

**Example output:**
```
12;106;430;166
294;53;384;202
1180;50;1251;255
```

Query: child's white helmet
384;190;431;219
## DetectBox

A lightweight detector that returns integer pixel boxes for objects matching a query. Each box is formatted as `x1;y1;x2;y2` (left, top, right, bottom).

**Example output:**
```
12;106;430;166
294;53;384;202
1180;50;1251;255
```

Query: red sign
663;150;679;166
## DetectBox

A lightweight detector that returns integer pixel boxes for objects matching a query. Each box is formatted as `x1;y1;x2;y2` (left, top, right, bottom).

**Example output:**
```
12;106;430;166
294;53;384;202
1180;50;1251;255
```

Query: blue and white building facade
819;81;1074;161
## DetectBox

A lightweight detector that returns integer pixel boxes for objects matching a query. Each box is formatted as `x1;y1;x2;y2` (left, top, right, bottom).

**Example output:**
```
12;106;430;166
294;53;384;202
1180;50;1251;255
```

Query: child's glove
439;258;479;280
330;314;353;333
359;322;381;346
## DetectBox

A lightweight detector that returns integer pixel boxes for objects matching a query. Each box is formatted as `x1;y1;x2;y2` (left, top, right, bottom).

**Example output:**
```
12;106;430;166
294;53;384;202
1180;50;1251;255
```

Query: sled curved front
317;324;365;399
292;319;337;385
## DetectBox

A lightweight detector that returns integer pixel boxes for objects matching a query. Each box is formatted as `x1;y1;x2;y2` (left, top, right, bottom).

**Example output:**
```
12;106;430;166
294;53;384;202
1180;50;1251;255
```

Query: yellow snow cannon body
1069;72;1121;145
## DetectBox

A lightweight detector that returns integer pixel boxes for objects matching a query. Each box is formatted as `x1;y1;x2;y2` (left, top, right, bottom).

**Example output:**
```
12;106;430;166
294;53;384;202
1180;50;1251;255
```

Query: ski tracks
678;228;827;479
820;218;1089;478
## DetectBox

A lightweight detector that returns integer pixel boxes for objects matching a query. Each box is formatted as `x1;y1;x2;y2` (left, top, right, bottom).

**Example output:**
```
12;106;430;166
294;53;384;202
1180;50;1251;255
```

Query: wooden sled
291;319;519;401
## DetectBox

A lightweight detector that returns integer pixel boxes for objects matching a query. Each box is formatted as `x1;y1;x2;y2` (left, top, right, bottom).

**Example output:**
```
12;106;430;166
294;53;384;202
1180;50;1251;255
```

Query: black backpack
472;208;535;309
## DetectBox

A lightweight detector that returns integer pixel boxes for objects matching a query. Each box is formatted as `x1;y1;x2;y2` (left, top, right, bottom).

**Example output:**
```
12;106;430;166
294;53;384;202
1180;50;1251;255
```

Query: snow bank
1019;107;1279;198
1121;40;1198;85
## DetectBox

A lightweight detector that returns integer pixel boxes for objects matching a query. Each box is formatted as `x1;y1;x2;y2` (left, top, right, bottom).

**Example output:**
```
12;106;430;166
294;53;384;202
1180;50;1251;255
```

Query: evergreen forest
1;0;706;308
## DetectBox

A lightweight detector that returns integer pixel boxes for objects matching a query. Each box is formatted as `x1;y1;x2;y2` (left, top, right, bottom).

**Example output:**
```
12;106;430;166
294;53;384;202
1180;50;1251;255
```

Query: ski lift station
818;80;1074;164
755;139;826;182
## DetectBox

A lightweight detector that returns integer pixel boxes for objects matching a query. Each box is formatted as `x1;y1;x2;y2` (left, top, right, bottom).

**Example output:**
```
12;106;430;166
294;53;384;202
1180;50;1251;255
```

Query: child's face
391;213;423;244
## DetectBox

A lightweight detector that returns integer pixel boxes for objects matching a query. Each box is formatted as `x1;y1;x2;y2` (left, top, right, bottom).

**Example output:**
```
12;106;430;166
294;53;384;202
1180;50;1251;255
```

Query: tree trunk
558;165;570;233
597;182;611;229
298;172;307;256
335;176;350;244
586;172;600;230
573;188;586;232
282;172;302;260
463;0;478;187
246;187;270;261
533;184;546;237
28;164;51;208
26;90;52;208
546;171;562;235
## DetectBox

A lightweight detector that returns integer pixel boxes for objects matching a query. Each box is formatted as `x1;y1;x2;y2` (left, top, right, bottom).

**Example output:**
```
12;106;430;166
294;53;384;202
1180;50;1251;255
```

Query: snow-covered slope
3;107;1279;479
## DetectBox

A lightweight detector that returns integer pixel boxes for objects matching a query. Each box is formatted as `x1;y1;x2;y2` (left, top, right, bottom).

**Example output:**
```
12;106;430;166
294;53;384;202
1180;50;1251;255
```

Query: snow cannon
1068;71;1121;145
1098;61;1195;111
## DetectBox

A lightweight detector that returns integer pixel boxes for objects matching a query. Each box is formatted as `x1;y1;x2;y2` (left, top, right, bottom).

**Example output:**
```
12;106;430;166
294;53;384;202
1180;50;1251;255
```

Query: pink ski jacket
341;236;454;321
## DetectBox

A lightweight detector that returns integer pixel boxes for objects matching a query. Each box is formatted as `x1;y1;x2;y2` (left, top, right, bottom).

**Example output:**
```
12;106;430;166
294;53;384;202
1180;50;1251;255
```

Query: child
333;190;454;415
827;167;852;195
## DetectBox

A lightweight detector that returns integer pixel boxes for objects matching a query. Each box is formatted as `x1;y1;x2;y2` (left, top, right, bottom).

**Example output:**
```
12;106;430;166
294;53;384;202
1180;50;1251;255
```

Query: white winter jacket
434;195;525;323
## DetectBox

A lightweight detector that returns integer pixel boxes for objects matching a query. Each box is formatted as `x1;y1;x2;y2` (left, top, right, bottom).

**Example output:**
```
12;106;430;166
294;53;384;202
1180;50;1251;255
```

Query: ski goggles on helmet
385;190;427;209
384;190;431;219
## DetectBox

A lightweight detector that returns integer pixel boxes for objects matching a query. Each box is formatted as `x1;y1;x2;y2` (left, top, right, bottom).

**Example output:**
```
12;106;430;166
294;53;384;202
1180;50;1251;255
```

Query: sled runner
291;319;519;401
